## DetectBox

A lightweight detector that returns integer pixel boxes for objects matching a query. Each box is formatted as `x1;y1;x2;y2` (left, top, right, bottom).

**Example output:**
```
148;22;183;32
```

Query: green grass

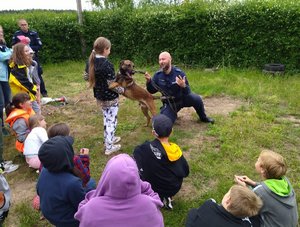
4;61;300;226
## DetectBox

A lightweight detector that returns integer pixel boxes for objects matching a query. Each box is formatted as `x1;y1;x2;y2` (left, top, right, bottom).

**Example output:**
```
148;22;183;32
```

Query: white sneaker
105;144;121;155
112;136;121;144
4;164;19;173
3;160;13;166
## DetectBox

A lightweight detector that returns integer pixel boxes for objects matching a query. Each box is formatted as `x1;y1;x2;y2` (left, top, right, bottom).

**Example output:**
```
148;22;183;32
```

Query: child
5;92;35;153
186;185;263;227
75;154;164;227
133;114;189;209
87;36;124;155
0;173;11;225
47;123;96;192
37;135;85;227
9;42;40;114
235;149;299;227
23;114;48;169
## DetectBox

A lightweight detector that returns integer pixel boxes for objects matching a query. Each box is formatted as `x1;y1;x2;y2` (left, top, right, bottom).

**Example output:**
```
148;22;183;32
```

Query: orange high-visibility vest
5;108;35;152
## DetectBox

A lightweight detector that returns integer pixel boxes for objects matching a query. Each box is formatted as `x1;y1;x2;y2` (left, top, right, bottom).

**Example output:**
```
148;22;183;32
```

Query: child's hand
234;175;247;187
234;175;256;187
80;148;89;155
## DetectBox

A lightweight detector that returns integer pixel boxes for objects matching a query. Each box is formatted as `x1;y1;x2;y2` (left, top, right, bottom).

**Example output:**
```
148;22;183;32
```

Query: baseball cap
152;114;173;138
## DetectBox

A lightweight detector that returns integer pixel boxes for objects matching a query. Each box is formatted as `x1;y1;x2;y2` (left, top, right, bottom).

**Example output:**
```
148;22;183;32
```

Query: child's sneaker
163;197;173;210
105;144;121;155
112;136;121;144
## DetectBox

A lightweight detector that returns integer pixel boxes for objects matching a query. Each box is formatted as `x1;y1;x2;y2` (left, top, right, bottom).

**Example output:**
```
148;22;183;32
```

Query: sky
0;0;94;11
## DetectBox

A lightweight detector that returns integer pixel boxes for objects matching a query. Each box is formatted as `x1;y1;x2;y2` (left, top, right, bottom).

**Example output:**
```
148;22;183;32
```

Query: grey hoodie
253;177;298;227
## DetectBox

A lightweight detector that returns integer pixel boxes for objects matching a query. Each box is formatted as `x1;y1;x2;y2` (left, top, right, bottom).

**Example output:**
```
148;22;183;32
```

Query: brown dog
109;60;157;126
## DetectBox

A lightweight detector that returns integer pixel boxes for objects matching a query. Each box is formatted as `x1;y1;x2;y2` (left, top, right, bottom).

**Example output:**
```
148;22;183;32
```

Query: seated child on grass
186;185;263;227
133;114;189;209
24;114;48;169
5;92;35;153
47;123;96;192
235;149;298;227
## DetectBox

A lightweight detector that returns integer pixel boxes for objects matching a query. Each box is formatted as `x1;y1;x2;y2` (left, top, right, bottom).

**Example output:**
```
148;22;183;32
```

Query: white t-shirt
24;127;48;156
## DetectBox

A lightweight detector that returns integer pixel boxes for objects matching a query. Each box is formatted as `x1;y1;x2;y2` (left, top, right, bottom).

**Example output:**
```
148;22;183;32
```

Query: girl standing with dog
88;37;124;155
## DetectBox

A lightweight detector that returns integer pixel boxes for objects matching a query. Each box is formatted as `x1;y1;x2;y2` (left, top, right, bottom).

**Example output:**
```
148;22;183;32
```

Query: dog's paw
108;82;120;89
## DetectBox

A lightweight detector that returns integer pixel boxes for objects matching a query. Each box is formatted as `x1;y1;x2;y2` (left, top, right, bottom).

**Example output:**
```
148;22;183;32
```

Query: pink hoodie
74;154;164;227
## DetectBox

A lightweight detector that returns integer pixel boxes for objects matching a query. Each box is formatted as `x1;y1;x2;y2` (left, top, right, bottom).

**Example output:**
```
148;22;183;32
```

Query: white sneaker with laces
4;164;19;173
105;144;121;155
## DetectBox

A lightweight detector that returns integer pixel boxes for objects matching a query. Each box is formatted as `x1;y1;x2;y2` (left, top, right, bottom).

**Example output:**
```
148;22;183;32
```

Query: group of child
0;34;298;226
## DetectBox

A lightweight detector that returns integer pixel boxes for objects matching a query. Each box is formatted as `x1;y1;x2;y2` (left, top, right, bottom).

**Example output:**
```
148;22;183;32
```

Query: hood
161;142;182;161
93;154;141;199
38;136;74;172
262;177;296;207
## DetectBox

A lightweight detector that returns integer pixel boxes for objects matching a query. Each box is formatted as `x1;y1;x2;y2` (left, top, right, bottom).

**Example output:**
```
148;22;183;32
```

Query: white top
24;127;48;156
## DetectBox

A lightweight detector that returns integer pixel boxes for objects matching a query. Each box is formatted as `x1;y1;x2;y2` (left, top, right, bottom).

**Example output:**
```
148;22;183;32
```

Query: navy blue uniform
146;66;208;123
12;29;47;96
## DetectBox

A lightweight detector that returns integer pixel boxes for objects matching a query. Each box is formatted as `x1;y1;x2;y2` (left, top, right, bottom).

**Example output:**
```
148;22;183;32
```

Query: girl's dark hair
47;123;70;138
88;37;111;88
5;92;30;116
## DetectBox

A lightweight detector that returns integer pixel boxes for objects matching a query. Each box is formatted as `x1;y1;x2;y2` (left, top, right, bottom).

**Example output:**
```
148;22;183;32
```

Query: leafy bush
0;0;299;71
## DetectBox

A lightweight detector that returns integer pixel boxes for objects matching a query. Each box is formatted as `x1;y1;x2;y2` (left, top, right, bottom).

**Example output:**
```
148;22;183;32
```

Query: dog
109;60;157;126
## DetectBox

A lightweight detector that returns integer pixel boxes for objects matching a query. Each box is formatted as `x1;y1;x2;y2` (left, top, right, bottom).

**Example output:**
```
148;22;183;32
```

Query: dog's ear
119;60;125;68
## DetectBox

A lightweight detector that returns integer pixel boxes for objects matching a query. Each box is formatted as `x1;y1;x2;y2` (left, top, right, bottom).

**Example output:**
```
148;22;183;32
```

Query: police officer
12;19;48;97
145;51;214;124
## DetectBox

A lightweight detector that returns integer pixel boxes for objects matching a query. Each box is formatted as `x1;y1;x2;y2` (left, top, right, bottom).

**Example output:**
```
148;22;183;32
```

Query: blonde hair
88;37;111;88
259;149;287;179
28;114;45;130
227;185;263;217
0;25;5;44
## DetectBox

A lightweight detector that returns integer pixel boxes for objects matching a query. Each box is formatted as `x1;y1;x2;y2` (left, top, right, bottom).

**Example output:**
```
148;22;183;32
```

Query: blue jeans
0;82;11;127
160;93;207;123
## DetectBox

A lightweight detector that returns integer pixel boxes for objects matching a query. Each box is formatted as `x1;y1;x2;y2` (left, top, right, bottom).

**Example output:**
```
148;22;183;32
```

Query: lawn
3;61;300;226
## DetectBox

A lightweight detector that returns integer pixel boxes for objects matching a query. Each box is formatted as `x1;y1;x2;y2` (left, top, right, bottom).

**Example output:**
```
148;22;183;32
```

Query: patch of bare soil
175;96;245;199
276;115;300;127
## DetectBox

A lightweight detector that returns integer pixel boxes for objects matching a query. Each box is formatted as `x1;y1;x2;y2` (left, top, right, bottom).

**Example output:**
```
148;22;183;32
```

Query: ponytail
88;50;95;88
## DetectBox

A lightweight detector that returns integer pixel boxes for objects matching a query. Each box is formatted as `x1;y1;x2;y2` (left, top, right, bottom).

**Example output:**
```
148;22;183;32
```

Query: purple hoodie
74;154;164;227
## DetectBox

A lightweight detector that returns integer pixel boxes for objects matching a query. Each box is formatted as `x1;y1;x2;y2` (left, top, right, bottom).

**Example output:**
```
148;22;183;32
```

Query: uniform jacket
12;30;42;55
146;66;191;102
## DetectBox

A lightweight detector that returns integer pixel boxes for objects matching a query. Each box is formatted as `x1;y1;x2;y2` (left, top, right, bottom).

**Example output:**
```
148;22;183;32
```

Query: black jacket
133;139;189;198
186;199;260;227
92;57;118;101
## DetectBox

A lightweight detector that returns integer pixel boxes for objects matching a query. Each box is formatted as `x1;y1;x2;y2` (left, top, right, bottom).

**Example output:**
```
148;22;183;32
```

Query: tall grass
4;61;300;226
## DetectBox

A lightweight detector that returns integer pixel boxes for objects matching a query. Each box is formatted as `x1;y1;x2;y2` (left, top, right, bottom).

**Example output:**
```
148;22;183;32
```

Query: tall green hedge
0;0;299;71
